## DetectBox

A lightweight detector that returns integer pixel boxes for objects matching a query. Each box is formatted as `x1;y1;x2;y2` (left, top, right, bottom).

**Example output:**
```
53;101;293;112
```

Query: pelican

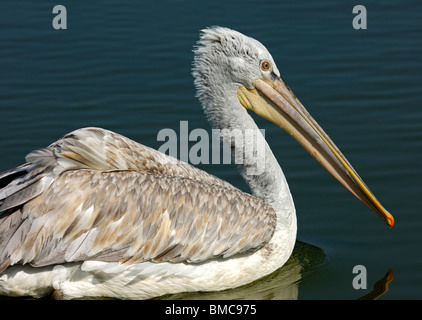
0;27;394;299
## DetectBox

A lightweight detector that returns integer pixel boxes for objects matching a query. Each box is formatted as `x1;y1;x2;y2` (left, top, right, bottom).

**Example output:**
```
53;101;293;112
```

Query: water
1;0;421;299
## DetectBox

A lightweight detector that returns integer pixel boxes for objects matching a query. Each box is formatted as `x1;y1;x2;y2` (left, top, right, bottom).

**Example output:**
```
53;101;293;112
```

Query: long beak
237;76;394;228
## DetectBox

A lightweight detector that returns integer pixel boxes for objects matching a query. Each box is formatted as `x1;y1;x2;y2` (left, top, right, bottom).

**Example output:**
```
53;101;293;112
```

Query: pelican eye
261;60;271;71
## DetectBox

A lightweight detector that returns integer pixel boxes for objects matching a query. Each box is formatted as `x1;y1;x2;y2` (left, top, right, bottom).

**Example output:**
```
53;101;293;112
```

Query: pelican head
193;26;394;227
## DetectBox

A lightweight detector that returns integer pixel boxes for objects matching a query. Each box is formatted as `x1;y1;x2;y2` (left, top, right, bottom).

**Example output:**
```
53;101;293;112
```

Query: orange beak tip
387;215;395;228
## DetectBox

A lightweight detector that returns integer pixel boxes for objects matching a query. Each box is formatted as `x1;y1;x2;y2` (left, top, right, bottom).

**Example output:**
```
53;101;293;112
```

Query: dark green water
1;1;421;299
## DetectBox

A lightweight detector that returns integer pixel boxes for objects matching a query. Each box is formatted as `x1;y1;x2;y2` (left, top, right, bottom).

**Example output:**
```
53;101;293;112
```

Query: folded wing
0;127;276;271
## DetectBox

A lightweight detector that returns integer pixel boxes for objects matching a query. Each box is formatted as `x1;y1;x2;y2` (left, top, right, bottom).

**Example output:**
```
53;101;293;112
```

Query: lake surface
1;0;421;299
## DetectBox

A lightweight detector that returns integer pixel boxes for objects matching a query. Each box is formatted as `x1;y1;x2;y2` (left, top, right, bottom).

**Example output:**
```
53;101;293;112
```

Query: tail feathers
0;163;53;212
0;208;25;273
0;157;55;272
0;164;37;189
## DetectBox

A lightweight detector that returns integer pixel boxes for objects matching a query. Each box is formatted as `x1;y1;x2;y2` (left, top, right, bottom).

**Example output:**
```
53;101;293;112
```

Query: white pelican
0;27;394;299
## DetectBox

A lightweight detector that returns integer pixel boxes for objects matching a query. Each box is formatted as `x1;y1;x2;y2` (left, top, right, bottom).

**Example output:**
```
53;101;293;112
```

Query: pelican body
0;27;393;299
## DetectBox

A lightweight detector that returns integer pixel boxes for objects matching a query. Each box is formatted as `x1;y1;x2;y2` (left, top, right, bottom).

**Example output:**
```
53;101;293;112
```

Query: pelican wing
29;127;237;186
0;127;276;270
0;127;237;213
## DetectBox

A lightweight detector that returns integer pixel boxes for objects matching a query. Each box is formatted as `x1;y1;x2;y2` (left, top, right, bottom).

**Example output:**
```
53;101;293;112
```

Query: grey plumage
0;27;308;299
0;127;276;272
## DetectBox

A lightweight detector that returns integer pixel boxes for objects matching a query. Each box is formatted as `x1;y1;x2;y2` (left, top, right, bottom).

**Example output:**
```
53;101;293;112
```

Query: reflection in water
158;240;326;300
358;269;394;300
1;241;393;300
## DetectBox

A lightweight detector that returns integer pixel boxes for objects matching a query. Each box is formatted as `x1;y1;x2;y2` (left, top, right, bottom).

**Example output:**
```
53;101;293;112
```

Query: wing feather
0;127;276;271
1;170;276;268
